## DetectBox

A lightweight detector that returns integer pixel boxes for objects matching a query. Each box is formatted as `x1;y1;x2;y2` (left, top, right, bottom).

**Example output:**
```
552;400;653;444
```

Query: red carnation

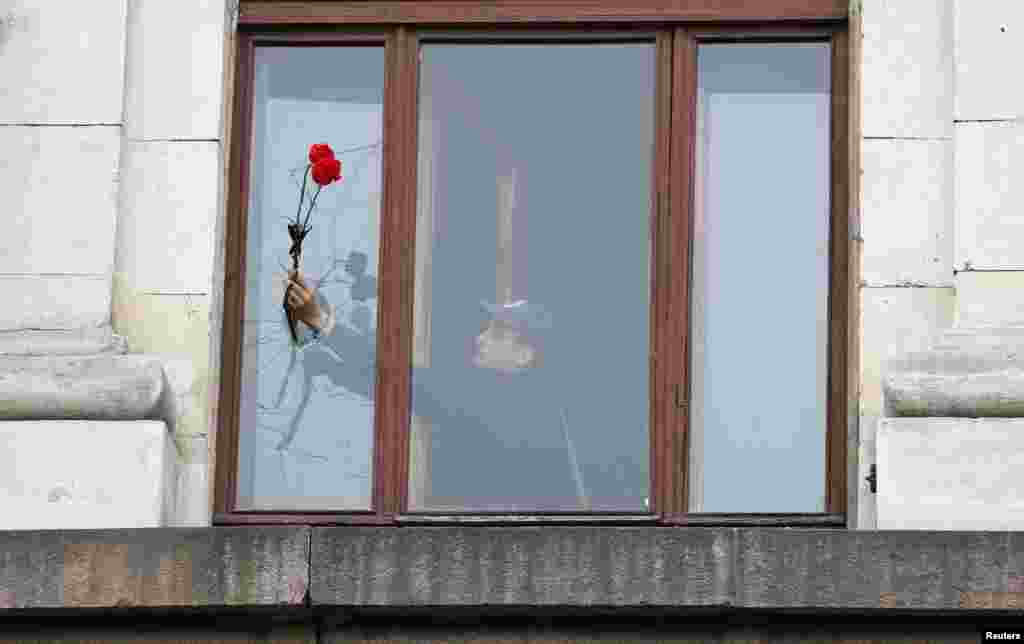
311;158;342;186
308;143;334;164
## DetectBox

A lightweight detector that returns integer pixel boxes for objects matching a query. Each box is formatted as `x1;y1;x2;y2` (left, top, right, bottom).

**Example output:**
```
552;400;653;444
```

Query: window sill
2;526;1023;614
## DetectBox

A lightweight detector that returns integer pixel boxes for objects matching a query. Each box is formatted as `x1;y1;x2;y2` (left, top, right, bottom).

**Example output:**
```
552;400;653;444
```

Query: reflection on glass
409;43;654;512
689;43;831;513
236;46;384;511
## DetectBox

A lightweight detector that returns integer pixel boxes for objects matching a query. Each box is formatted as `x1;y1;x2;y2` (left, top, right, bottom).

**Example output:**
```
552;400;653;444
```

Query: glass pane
409;43;654;512
689;43;831;513
236;46;384;511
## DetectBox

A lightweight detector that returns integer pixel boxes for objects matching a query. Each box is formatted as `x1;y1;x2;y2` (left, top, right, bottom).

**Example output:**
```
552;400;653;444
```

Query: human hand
284;271;324;331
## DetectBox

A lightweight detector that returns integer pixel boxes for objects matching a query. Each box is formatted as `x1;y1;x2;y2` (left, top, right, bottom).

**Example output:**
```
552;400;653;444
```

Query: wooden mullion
375;26;419;518
663;27;697;521
649;30;672;520
214;32;256;517
827;28;852;516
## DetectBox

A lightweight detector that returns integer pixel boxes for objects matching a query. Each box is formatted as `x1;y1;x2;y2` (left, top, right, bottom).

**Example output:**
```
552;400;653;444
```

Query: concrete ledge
0;528;310;610
311;527;1024;612
884;327;1024;417
0;354;163;420
5;527;1024;613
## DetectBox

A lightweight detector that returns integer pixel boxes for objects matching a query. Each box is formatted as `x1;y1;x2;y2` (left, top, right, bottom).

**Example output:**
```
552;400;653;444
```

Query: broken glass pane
236;46;384;511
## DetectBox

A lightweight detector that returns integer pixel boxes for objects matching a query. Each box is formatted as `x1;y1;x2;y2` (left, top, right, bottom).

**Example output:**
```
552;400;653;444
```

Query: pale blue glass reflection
409;43;655;512
690;43;831;513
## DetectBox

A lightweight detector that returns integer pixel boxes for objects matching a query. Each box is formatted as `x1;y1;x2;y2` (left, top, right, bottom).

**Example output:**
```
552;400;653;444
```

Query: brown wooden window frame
215;0;854;527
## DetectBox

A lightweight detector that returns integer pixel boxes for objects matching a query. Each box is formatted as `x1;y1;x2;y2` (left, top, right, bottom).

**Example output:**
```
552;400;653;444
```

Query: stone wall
2;0;1021;530
0;0;230;529
861;0;1023;529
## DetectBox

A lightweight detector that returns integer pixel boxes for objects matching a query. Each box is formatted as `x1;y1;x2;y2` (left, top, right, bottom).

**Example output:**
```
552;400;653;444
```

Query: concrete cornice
0;354;164;420
884;327;1024;417
4;527;1024;614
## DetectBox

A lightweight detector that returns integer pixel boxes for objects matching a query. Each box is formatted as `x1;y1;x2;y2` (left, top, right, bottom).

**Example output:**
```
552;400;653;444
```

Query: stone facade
3;0;1024;638
0;0;1022;606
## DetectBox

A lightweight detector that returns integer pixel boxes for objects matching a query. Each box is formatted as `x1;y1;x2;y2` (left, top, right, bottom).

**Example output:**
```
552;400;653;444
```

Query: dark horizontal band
240;1;848;26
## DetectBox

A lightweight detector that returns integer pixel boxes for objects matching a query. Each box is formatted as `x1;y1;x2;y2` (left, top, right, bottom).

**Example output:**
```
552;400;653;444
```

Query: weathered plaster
111;273;212;438
173;433;211;527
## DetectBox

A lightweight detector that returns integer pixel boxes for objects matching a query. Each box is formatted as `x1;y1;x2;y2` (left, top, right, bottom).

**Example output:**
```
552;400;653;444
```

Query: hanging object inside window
473;170;545;373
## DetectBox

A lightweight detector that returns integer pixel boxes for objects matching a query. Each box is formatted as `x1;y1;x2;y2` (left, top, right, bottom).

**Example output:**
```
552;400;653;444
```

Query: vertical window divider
376;26;420;518
215;30;256;518
650;29;674;521
663;27;697;522
827;28;852;516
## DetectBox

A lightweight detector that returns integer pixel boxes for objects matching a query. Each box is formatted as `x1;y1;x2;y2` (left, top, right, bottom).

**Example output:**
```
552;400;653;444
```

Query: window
215;1;853;526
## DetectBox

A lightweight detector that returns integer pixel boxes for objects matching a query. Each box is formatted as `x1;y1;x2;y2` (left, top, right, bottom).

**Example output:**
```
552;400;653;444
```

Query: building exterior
1;0;1023;641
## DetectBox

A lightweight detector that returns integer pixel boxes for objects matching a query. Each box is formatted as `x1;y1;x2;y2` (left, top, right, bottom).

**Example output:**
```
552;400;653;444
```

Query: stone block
0;274;110;332
861;139;953;285
954;0;1024;120
124;0;226;140
171;433;211;527
0;354;164;420
0;326;126;356
860;287;955;416
0;526;310;609
116;141;219;293
312;527;1024;612
112;284;212;437
884;326;1024;417
312;527;733;607
0;420;173;529
0;2;127;124
861;0;953;138
857;413;879;529
877;417;1024;530
0;126;119;275
955;121;1024;270
956;271;1024;328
